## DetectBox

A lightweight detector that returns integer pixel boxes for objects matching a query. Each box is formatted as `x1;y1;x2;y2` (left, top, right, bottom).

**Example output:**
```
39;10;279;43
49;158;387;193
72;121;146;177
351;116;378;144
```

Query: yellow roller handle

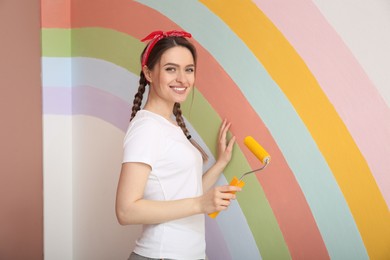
244;136;271;164
208;176;246;218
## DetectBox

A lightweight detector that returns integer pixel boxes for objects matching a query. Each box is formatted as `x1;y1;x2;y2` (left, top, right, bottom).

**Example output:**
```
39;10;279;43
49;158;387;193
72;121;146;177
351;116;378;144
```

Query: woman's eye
186;68;195;73
165;67;176;72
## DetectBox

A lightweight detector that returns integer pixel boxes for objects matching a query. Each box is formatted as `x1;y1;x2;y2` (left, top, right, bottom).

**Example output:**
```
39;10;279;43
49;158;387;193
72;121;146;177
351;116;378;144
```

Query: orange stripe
41;0;71;28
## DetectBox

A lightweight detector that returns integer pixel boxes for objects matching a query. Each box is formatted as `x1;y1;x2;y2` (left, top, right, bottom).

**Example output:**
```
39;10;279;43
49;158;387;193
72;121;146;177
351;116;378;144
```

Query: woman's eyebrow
163;62;179;67
163;62;195;67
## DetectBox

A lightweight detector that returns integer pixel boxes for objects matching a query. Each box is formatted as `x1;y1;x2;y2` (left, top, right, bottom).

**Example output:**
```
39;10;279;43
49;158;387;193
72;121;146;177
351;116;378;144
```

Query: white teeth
173;87;186;91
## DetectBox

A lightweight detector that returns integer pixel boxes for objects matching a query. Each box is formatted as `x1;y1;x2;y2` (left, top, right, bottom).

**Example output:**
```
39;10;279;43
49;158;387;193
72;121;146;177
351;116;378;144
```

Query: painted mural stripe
42;58;72;87
190;123;263;260
42;84;263;259
42;58;71;87
199;0;390;258
182;91;268;260
43;86;130;132
42;28;144;73
182;89;292;260
204;217;233;260
42;57;138;102
135;1;362;258
43;87;72;115
41;28;71;56
312;0;390;108
253;0;390;210
41;0;70;28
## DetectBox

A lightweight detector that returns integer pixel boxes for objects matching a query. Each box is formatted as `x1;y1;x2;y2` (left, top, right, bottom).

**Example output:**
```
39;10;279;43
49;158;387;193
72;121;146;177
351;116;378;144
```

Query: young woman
115;30;241;260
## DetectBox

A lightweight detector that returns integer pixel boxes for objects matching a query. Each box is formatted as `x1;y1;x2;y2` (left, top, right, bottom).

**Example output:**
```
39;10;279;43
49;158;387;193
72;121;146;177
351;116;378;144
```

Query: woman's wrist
214;159;228;172
193;196;204;214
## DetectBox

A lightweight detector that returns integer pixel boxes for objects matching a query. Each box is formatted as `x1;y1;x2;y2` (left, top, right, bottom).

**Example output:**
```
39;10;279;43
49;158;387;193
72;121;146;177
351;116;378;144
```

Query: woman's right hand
198;185;242;214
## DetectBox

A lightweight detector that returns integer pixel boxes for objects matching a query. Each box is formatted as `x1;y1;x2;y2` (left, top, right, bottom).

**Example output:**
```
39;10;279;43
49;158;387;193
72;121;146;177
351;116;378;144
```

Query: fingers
216;199;232;210
215;185;241;201
202;185;242;214
212;185;242;211
218;185;242;193
219;119;235;149
226;135;236;151
219;119;228;141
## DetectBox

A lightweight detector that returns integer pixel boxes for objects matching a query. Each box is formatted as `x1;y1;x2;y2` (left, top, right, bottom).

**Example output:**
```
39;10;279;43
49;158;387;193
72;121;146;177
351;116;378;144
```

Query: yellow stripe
200;0;390;258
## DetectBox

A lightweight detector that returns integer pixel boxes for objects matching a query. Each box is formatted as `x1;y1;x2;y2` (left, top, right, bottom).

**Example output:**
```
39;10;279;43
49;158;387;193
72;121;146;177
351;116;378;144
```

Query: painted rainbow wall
41;0;390;259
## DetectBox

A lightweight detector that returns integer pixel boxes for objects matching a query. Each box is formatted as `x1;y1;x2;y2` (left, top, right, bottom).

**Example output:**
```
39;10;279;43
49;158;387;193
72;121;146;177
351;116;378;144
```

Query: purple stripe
43;86;131;132
43;87;72;114
205;217;232;260
72;86;131;132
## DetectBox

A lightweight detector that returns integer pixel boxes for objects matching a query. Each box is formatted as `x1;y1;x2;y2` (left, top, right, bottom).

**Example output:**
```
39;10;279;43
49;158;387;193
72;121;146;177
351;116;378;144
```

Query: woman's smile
170;85;188;94
144;46;195;112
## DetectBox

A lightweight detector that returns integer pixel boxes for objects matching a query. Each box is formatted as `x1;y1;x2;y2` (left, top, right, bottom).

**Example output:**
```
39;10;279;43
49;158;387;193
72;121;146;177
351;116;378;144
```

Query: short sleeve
122;118;164;168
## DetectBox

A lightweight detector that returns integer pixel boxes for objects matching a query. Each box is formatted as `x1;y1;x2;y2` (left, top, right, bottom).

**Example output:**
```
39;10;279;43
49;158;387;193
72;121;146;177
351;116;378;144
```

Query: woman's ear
142;65;152;83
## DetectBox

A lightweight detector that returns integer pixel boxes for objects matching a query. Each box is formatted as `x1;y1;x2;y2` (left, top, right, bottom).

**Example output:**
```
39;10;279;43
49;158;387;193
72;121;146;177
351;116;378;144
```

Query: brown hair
130;36;208;161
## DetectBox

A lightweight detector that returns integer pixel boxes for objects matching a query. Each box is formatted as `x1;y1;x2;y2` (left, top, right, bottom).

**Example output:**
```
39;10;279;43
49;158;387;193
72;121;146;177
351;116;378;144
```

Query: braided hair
130;72;147;121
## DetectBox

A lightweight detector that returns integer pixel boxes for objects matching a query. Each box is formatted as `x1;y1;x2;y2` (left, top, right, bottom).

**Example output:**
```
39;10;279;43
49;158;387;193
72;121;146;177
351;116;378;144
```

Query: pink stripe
253;0;390;207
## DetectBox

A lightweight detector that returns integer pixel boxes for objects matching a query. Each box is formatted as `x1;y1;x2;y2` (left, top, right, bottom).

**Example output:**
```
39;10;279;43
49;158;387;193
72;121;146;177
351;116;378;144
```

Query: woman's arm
202;119;236;191
115;162;240;225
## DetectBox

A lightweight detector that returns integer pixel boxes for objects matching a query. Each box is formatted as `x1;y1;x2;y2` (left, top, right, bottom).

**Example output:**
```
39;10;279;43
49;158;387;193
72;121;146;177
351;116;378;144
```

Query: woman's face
145;46;195;107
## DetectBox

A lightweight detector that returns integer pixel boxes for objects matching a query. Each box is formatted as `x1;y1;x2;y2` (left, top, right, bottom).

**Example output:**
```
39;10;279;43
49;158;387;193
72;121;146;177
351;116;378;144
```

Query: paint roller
208;136;271;218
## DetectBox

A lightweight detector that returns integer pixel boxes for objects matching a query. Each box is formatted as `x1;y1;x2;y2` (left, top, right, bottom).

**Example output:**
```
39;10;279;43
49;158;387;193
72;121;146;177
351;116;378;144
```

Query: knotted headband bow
141;30;192;67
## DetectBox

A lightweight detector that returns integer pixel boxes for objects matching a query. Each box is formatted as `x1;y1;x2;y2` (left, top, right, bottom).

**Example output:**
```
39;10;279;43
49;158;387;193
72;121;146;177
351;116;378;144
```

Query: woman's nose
176;70;186;83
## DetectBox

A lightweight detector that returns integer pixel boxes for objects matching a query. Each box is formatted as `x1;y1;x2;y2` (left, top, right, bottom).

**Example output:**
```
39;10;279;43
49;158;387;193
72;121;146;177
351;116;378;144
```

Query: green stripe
42;29;71;56
42;28;144;73
182;91;289;258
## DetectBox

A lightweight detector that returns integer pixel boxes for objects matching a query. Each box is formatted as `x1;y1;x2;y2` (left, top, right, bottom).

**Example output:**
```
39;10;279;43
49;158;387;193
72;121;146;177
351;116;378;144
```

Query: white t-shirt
123;110;205;260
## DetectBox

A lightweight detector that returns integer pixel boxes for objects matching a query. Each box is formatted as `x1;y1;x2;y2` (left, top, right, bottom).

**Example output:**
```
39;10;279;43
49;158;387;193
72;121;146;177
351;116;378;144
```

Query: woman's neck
144;100;174;121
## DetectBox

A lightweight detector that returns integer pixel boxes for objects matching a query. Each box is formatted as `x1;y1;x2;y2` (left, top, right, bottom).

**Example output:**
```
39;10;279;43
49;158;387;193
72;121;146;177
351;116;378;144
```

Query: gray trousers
128;252;174;260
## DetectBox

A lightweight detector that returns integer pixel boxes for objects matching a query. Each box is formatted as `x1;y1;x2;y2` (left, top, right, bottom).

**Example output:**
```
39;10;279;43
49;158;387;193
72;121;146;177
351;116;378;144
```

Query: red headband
141;30;192;67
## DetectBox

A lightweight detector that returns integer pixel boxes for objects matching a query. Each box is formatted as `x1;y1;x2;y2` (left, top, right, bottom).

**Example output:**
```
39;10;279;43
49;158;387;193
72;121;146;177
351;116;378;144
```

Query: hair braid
173;103;209;161
130;72;147;121
173;103;190;136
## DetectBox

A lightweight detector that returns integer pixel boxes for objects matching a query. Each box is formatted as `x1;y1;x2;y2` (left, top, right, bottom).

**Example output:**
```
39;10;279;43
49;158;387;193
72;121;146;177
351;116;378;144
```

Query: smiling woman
115;30;240;260
143;46;195;113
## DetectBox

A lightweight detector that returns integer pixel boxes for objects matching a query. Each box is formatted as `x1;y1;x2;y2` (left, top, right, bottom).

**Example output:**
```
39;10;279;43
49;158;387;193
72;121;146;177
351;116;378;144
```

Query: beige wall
0;0;43;259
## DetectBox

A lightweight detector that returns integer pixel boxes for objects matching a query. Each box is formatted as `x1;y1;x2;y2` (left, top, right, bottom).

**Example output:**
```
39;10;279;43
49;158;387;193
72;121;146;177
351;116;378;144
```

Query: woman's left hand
216;119;236;167
202;119;236;192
